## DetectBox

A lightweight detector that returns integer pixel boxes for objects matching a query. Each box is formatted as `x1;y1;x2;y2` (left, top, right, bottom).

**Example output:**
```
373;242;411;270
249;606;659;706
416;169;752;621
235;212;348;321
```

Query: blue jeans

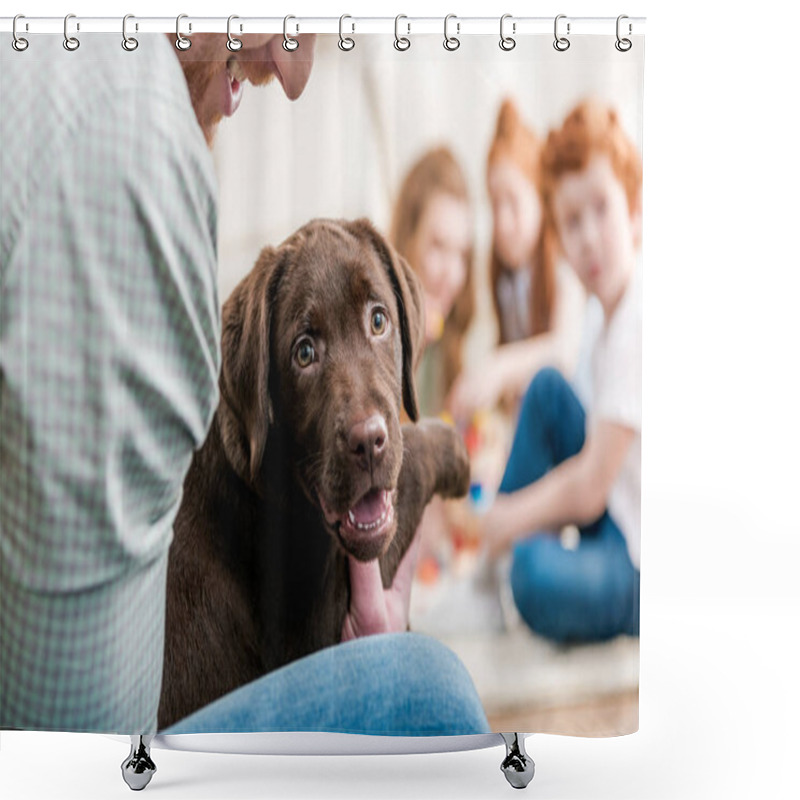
164;633;490;736
500;367;640;643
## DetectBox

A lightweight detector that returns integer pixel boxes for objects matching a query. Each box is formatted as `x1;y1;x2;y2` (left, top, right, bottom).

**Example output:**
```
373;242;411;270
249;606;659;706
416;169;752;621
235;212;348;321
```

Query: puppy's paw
416;418;471;500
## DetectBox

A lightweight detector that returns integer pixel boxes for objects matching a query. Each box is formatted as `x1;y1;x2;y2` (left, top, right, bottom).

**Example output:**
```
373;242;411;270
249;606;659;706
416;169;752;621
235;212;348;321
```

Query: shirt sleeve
592;274;642;432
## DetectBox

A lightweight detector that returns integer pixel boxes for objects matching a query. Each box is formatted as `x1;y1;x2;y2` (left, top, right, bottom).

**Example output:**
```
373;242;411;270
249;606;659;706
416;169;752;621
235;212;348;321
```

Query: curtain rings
615;15;632;52
175;14;191;50
122;14;138;51
283;15;299;51
338;14;355;51
443;14;460;52
227;15;243;51
12;14;29;52
553;14;570;52
63;13;80;51
499;14;516;51
394;15;410;51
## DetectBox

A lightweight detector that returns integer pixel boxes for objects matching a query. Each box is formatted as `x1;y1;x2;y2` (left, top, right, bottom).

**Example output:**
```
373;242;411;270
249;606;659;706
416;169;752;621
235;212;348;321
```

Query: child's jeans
500;367;640;643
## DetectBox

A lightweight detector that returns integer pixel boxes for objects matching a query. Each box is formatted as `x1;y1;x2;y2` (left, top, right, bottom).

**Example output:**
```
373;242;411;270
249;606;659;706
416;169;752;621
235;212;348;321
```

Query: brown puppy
158;218;470;729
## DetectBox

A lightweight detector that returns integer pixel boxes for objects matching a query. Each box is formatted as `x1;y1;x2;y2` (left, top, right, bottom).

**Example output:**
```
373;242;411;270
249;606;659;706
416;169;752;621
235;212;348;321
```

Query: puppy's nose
348;414;388;471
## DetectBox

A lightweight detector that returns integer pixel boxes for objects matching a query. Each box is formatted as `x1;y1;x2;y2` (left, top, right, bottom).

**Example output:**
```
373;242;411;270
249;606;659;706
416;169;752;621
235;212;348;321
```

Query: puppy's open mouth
341;488;394;537
318;488;396;558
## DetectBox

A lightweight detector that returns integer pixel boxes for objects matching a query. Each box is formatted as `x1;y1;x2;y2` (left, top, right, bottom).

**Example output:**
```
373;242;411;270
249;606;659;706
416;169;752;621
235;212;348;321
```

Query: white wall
212;33;643;313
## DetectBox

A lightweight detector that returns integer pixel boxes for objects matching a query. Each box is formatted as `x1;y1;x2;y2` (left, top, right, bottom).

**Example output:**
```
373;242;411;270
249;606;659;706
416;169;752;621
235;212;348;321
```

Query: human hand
478;494;521;560
341;525;422;641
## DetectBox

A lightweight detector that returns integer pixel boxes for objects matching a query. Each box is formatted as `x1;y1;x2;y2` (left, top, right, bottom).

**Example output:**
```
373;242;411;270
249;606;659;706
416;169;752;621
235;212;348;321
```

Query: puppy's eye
370;308;388;336
296;340;315;368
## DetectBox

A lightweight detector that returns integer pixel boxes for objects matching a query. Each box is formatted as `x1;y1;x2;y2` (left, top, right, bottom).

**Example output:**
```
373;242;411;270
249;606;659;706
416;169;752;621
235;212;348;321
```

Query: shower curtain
1;18;644;741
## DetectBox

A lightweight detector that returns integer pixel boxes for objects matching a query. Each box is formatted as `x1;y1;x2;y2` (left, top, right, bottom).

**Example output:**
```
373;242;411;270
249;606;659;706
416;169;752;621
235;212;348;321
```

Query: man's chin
237;60;278;89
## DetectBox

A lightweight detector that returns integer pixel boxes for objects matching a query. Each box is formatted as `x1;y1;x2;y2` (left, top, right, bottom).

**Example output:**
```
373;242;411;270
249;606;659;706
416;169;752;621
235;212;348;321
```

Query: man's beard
181;59;225;146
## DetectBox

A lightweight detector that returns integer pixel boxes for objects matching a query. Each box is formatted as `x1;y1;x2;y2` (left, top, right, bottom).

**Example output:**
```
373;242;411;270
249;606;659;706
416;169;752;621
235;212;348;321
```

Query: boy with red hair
482;100;642;642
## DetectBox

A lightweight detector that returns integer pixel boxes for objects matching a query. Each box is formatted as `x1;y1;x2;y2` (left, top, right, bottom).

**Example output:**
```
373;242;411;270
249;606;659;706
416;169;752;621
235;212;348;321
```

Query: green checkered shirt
1;33;220;732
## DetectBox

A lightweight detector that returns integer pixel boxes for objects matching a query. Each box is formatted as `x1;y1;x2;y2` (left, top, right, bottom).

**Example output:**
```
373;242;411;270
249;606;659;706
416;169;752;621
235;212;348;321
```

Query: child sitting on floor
479;99;643;643
447;97;585;423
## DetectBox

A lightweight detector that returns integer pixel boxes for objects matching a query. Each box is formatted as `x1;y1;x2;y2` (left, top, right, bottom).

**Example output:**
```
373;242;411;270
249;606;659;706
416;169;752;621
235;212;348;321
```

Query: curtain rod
1;16;646;37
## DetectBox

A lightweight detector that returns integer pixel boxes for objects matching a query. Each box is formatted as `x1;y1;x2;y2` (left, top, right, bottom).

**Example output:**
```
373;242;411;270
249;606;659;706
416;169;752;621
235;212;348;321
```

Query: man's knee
391;633;490;734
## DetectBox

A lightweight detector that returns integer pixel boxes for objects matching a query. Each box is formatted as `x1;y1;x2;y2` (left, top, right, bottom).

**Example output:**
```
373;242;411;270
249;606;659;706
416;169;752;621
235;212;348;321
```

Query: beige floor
411;565;639;737
488;689;639;737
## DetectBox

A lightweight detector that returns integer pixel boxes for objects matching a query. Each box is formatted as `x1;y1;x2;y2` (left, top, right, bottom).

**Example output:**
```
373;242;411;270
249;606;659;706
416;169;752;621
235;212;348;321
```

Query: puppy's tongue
349;489;390;526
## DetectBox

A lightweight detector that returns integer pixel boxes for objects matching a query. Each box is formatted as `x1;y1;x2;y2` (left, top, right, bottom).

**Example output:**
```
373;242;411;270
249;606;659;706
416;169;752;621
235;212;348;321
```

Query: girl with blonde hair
390;145;475;417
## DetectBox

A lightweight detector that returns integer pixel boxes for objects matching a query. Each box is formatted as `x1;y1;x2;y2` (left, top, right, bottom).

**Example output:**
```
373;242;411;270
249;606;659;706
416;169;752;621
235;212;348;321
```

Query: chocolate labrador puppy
158;218;470;729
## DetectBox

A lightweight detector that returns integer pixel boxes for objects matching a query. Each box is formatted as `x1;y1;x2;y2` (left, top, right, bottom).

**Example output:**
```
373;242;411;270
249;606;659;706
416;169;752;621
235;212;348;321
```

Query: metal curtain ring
339;14;355;51
63;13;80;51
283;15;299;51
394;15;410;51
12;14;29;51
175;14;191;50
553;14;570;52
227;15;242;51
122;14;138;51
615;14;632;52
500;14;516;51
443;14;460;51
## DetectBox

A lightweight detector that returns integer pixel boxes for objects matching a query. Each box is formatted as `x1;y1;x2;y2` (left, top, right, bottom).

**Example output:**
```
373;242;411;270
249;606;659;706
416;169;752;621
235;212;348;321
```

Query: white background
2;1;799;799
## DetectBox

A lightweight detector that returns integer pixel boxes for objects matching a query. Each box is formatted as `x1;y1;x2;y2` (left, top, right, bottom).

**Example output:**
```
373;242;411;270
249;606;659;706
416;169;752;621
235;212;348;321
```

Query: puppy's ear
218;246;285;487
348;218;425;421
